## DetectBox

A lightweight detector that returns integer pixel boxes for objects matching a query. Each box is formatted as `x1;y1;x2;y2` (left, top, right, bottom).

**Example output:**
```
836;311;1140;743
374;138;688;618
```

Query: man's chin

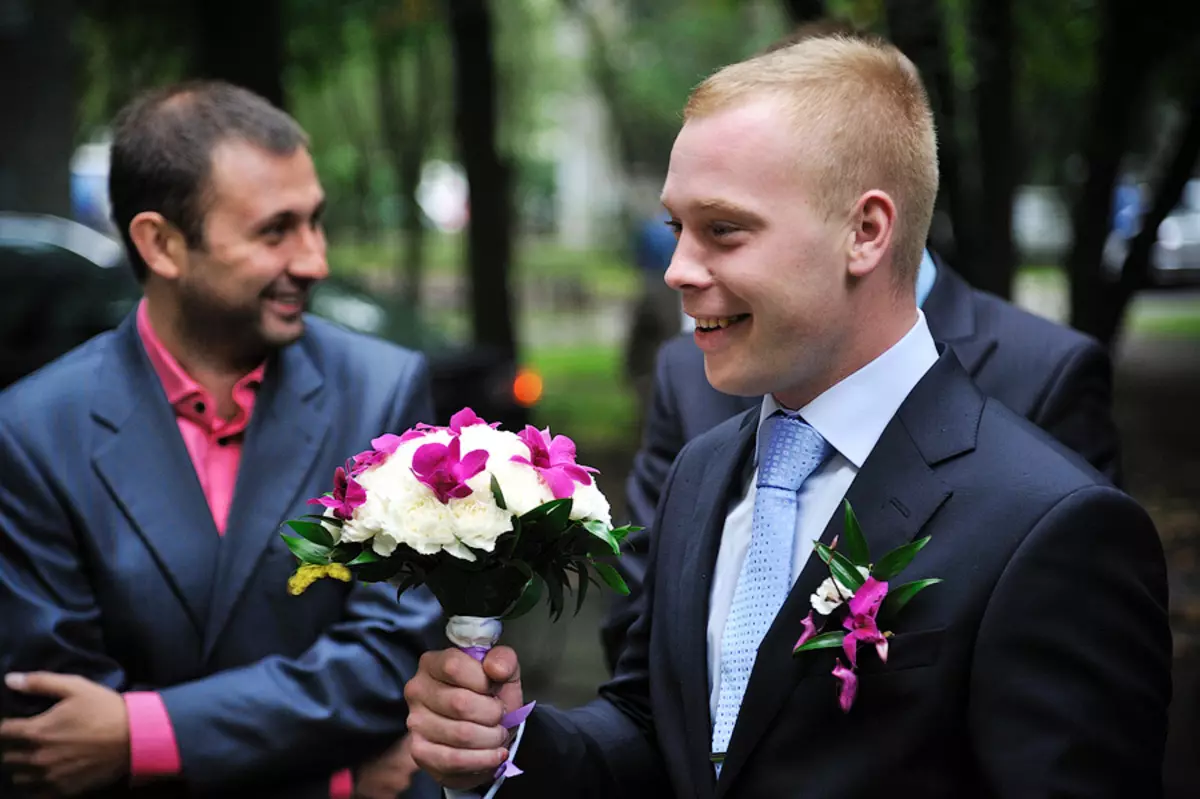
259;316;307;349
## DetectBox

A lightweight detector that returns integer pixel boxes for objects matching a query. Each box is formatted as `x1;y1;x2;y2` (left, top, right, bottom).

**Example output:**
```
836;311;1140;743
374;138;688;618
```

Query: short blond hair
685;33;938;282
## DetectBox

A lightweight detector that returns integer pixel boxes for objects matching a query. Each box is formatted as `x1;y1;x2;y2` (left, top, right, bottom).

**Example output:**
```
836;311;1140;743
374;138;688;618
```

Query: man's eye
710;222;738;238
664;219;682;237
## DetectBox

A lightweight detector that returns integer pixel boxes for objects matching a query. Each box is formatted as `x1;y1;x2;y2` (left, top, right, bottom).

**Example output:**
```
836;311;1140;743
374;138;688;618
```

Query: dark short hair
108;80;309;282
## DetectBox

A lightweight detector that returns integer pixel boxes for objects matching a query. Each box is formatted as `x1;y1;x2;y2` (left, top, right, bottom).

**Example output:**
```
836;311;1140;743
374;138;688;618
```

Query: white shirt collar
757;310;938;469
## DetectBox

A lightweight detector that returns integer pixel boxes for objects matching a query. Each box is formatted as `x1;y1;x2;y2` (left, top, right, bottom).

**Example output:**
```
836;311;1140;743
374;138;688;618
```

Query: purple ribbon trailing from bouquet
462;646;536;780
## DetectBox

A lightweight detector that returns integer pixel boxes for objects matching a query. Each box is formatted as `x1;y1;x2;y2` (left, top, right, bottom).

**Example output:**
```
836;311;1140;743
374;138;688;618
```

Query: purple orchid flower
511;425;598;499
842;577;890;668
832;658;858;713
411;436;489;504
794;610;820;650
308;463;367;520
448;407;500;433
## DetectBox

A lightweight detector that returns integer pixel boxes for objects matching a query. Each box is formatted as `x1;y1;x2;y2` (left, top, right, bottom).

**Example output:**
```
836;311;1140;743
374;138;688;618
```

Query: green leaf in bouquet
501;573;544;620
610;525;640;544
840;500;870;568
499;517;523;560
583;519;620;556
879;578;942;620
282;534;329;565
329;543;364;563
544;566;566;623
424;563;532;619
569;561;590;616
347;549;382;566
815;542;865;592
284;519;335;549
792;631;847;655
593;562;630;596
520;498;570;525
298;512;341;527
545;498;573;531
872;536;932;582
490;474;508;511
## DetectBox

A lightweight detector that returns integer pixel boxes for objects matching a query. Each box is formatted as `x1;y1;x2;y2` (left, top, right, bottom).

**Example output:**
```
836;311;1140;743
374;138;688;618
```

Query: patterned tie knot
757;413;831;493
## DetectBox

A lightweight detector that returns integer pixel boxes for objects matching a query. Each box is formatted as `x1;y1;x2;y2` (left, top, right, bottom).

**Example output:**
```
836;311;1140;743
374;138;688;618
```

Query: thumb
4;672;85;699
482;647;523;711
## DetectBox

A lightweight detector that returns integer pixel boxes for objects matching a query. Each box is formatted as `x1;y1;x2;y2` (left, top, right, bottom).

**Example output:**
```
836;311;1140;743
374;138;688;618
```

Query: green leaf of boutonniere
792;630;847;654
815;541;866;591
840;500;871;568
872;536;932;581
490;475;508;510
879;578;943;620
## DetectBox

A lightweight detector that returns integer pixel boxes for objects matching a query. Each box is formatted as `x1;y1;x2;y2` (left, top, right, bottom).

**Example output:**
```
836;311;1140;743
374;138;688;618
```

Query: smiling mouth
694;314;750;332
264;294;307;315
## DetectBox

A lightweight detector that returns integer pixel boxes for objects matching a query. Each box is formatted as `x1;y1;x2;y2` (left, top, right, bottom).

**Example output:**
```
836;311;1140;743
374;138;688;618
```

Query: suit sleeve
0;420;135;796
1030;340;1123;487
495;446;686;799
969;485;1172;798
601;344;684;672
156;353;444;794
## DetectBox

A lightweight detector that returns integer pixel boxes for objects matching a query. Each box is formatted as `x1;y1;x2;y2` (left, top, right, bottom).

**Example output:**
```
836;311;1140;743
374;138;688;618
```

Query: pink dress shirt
124;300;352;798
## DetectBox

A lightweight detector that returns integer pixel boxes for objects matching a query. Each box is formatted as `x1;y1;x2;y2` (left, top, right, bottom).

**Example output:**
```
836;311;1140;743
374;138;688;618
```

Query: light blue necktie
711;413;831;774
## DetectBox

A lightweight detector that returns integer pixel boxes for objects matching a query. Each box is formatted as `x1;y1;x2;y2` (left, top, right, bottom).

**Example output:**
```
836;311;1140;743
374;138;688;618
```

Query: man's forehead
664;105;803;212
207;139;322;213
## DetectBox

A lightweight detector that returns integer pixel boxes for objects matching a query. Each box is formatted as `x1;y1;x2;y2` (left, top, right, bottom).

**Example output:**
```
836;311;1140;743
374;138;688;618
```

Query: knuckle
448;691;476;720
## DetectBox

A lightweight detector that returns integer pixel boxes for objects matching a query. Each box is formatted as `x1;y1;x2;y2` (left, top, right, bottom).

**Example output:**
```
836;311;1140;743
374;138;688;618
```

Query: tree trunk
1100;86;1200;344
782;0;826;24
448;0;516;360
884;0;982;279
1066;0;1160;343
970;0;1016;298
377;32;435;311
0;0;74;217
194;0;285;108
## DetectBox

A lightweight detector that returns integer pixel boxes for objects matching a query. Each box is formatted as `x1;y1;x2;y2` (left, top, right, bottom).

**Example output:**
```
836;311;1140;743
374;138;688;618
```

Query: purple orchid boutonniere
793;500;943;713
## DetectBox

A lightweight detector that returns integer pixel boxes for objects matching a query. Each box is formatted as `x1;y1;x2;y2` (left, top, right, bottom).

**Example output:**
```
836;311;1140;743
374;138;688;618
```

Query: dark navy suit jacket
506;348;1170;799
605;263;1122;669
0;314;442;798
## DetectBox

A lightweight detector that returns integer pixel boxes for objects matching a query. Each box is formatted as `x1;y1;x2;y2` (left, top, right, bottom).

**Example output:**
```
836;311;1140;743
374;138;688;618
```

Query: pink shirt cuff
330;768;353;799
123;692;182;779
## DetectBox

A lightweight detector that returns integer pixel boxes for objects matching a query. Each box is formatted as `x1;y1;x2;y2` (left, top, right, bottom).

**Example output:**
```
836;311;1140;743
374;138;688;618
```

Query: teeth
696;315;743;329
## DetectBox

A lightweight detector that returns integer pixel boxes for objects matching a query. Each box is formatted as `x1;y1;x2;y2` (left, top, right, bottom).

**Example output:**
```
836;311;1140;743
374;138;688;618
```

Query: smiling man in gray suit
0;82;439;799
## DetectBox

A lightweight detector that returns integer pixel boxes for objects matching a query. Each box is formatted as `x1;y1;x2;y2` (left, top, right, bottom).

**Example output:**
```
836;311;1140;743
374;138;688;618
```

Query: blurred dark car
0;213;538;430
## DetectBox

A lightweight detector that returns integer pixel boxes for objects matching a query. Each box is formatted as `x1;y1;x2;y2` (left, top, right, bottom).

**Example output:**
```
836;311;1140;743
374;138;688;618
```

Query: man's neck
143;295;254;420
773;304;919;411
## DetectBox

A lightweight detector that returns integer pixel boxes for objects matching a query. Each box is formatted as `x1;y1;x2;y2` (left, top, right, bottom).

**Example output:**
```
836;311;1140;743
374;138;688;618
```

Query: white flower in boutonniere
810;566;870;615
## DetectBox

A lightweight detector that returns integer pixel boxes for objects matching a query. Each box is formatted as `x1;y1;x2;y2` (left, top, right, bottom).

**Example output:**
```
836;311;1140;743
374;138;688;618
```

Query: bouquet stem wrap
445;615;536;787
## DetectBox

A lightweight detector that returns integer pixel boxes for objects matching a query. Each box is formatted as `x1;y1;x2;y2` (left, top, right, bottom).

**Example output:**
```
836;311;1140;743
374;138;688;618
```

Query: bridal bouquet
281;406;635;656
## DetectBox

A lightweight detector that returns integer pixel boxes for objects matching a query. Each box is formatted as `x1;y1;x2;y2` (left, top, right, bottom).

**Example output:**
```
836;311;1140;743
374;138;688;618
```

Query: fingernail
4;673;25;690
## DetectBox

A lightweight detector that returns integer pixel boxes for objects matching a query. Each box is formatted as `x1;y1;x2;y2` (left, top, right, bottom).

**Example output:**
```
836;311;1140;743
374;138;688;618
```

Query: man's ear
847;190;896;279
127;212;189;280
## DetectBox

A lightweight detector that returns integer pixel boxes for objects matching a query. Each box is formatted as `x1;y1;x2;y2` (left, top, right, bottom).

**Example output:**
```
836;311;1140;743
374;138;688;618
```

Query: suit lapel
91;316;221;635
713;351;978;797
202;337;331;660
922;259;997;376
675;411;757;796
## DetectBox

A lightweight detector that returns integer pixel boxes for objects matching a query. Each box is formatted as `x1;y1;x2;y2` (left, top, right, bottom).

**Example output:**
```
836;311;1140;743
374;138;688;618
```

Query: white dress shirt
450;311;938;798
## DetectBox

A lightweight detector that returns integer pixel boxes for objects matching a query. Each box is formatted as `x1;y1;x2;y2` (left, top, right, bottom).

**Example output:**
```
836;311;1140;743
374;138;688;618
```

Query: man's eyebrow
662;197;767;226
253;197;326;234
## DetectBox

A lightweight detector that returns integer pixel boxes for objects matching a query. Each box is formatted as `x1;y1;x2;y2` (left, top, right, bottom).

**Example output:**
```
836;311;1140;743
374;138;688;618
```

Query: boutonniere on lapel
792;500;942;712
